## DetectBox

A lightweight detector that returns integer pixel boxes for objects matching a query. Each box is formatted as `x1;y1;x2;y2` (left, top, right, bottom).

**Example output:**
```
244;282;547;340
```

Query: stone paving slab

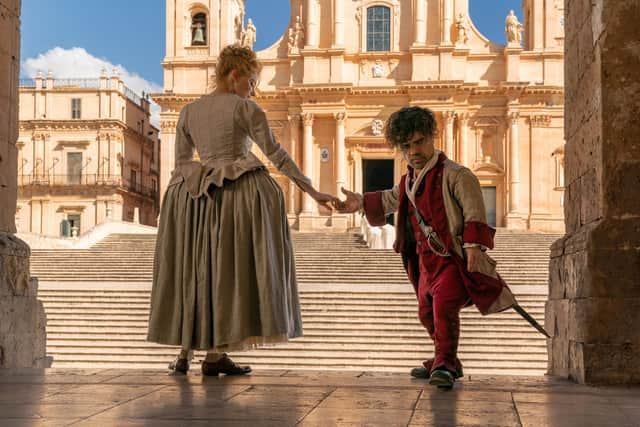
0;369;638;426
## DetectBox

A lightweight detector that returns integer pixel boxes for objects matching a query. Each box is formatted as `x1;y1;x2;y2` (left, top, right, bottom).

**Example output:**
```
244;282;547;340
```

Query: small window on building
191;13;207;46
151;178;157;193
67;152;83;184
367;6;391;52
71;98;82;119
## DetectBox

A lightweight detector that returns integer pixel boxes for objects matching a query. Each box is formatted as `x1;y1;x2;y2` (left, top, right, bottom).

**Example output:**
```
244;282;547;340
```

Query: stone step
45;336;544;346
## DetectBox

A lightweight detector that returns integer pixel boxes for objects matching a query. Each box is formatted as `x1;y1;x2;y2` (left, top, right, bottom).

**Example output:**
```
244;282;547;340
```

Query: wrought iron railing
18;174;157;198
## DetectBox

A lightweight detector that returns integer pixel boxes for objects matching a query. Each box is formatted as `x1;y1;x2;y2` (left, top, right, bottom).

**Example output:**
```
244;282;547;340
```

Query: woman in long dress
147;45;336;375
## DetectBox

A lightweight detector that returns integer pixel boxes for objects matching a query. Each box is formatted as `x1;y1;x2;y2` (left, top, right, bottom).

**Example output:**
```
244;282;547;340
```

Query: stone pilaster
0;0;47;369
546;0;640;384
301;113;315;214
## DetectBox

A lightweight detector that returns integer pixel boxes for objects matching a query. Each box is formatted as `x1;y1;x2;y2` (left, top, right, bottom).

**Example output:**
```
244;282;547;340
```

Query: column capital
333;112;347;123
160;119;178;133
302;112;314;127
443;110;455;123
457;112;470;123
508;111;520;123
288;113;301;125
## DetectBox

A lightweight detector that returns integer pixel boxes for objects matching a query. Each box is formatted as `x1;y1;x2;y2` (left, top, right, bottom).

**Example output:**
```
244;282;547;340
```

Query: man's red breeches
417;250;470;374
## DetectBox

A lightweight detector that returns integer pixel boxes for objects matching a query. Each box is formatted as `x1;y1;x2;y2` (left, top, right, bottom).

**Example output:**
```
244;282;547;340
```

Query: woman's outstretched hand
311;190;341;210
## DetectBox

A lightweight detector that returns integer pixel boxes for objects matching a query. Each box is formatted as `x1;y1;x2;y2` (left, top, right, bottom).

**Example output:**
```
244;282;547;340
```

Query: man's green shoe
428;368;454;389
410;366;430;378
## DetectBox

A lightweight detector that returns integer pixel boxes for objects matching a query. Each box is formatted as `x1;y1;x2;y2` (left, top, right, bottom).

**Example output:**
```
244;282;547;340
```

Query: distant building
156;0;565;232
16;71;160;237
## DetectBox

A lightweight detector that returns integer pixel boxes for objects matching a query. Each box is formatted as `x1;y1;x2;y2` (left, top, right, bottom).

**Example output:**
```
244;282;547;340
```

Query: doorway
481;186;497;227
363;159;394;224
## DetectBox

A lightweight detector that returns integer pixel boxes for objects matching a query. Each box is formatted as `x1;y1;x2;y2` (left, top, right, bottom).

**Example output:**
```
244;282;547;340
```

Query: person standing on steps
147;44;338;376
334;106;515;389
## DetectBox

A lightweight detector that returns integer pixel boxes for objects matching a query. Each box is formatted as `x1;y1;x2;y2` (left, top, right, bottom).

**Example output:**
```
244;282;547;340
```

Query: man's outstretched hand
333;187;363;213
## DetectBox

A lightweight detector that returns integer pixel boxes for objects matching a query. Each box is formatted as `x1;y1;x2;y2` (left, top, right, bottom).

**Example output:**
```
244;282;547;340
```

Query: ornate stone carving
529;115;552;127
334;112;347;123
455;13;469;47
372;60;385;78
302;113;314;127
505;10;524;46
241;18;257;50
160;120;178;133
288;16;305;55
443;111;455;123
371;119;384;136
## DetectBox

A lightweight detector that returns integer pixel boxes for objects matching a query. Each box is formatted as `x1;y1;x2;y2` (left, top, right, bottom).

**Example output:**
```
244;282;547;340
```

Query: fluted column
352;149;363;227
443;0;452;44
508;112;520;213
334;112;347;195
302;113;315;213
306;0;319;48
288;114;301;216
444;111;455;159
458;113;470;166
333;0;344;47
414;0;427;45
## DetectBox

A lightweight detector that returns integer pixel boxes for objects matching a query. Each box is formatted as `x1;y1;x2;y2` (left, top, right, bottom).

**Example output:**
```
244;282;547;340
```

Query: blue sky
21;0;523;88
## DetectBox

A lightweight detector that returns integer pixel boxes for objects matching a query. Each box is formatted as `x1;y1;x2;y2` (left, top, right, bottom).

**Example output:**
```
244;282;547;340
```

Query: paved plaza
0;368;638;426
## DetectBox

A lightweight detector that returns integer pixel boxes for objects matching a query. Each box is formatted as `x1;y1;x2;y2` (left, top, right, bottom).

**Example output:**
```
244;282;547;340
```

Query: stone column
443;111;455;159
333;0;344;47
443;0;452;44
159;116;177;202
458;113;470;167
302;113;315;214
288;114;301;216
546;0;640;385
305;0;319;48
414;0;426;46
334;112;347;196
0;0;47;369
508;112;520;214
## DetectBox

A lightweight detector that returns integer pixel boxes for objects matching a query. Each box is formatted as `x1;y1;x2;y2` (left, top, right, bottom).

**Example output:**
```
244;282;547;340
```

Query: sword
512;303;551;338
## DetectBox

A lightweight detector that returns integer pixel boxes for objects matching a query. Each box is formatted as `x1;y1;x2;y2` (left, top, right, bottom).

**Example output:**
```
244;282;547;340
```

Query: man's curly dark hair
384;107;437;147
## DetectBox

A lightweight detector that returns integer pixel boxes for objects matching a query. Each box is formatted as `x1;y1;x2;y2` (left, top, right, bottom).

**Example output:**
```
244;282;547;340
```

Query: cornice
19;119;126;133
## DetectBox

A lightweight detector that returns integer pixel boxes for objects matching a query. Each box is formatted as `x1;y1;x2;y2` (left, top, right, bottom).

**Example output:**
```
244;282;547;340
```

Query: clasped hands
309;187;363;213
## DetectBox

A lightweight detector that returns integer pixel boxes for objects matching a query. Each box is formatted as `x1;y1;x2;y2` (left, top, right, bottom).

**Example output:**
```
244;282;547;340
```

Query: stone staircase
32;229;561;375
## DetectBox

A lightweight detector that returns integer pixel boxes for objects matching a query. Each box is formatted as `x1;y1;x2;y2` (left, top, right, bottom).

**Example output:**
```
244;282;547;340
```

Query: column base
504;213;527;230
0;233;47;369
296;213;350;232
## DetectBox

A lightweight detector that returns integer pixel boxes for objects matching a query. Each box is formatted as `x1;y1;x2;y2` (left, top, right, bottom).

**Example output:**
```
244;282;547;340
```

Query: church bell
192;27;206;45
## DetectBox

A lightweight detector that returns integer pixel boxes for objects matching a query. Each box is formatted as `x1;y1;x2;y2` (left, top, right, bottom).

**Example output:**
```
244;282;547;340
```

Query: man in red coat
335;107;514;389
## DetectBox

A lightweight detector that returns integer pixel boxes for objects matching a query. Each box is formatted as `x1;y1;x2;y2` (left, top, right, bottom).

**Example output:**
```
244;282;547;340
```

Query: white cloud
21;47;162;127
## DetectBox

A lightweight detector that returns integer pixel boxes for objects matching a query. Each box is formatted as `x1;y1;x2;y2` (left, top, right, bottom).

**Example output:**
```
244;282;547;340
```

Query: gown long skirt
147;168;303;351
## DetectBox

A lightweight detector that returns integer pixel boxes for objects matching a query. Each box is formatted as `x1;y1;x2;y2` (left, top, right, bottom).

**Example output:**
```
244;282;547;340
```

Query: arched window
191;12;207;46
367;6;390;51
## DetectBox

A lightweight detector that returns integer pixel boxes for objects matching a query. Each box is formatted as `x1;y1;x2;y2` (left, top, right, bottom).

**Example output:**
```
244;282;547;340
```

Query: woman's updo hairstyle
215;44;262;83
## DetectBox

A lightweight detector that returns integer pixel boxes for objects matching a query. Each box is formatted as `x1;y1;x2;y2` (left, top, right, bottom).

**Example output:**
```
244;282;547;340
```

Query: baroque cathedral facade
155;0;565;232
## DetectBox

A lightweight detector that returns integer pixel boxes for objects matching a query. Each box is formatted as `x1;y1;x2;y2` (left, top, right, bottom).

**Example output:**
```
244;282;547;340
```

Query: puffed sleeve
451;167;496;249
175;104;195;166
363;185;400;226
234;99;312;190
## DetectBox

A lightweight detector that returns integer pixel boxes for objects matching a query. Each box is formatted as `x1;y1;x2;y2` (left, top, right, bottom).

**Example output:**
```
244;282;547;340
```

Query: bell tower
164;0;246;90
521;0;564;51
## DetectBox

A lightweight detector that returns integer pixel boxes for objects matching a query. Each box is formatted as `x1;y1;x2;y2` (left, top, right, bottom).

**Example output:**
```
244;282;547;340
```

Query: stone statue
455;13;469;46
241;18;257;50
234;14;243;44
505;10;523;46
288;15;305;54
